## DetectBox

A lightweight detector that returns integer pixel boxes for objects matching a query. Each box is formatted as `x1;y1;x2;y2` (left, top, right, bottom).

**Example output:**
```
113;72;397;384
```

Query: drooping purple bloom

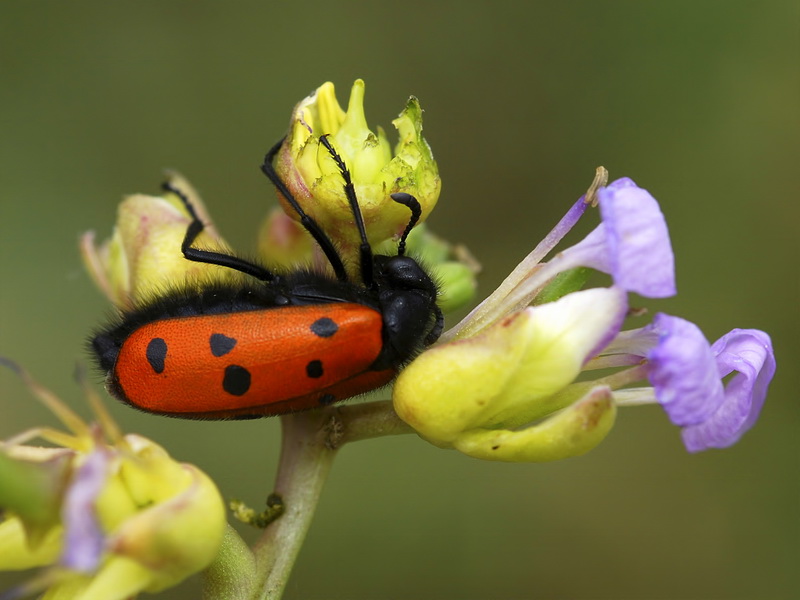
60;447;108;572
648;314;725;425
682;328;776;452
557;178;676;298
647;313;776;452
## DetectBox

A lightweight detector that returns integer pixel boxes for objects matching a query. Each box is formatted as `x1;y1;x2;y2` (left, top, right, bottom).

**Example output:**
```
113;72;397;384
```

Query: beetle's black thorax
369;255;443;370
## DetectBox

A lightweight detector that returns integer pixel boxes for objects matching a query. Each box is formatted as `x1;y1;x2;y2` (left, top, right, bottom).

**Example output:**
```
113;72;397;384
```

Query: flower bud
257;206;315;271
0;448;70;553
393;288;626;461
274;80;441;271
0;363;227;597
104;464;225;592
431;261;478;314
453;386;616;461
0;514;62;571
81;173;237;309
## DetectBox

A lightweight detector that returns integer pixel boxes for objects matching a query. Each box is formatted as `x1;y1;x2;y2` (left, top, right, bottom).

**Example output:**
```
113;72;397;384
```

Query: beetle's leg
162;181;275;282
260;138;349;282
317;134;375;290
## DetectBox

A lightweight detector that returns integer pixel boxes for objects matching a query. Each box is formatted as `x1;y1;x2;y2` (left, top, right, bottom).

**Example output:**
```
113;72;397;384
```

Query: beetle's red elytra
113;304;393;418
91;135;443;419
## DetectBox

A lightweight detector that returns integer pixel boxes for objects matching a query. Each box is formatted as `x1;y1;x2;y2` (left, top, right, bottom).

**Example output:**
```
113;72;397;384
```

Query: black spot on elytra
209;333;237;357
310;317;338;338
319;393;336;405
306;360;323;378
146;338;167;374
223;365;251;396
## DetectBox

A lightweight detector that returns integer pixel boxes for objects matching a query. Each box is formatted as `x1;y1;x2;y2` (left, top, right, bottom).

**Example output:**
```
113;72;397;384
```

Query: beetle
90;135;443;419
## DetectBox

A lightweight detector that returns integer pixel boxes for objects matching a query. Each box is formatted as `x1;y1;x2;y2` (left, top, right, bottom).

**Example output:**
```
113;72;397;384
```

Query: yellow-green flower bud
0;516;61;570
104;465;225;593
431;261;478;314
452;386;616;461
0;363;227;597
81;173;237;310
257;206;315;271
0;448;70;552
393;288;625;461
70;555;153;600
274;80;441;273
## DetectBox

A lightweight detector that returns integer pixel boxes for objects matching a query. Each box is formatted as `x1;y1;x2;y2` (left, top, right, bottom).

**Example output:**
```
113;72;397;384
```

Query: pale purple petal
647;313;725;426
681;329;776;452
554;178;676;298
60;448;108;572
597;178;676;298
556;223;608;272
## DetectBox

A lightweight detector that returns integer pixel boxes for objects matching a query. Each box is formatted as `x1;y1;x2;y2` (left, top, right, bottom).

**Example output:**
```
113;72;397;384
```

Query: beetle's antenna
390;193;422;257
318;134;376;290
260;138;348;282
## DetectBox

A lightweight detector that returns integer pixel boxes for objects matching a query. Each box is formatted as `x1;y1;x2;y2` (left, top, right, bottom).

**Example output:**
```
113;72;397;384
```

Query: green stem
252;410;338;600
593;363;650;389
331;399;414;446
219;400;413;599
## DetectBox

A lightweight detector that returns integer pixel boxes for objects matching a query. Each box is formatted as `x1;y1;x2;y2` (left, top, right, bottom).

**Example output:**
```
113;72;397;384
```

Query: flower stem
252;411;338;600
594;363;650;389
242;400;412;599
332;399;414;446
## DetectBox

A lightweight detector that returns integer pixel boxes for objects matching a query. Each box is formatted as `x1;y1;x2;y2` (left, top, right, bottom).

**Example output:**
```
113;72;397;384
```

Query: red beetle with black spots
91;136;443;419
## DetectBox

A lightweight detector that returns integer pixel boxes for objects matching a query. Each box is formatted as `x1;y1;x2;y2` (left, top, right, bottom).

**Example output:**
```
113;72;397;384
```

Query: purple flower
60;447;108;572
598;179;676;298
647;313;776;452
558;178;676;298
445;176;675;341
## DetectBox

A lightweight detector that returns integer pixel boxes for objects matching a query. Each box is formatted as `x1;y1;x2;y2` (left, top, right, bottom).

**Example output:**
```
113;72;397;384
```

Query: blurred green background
1;2;797;598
